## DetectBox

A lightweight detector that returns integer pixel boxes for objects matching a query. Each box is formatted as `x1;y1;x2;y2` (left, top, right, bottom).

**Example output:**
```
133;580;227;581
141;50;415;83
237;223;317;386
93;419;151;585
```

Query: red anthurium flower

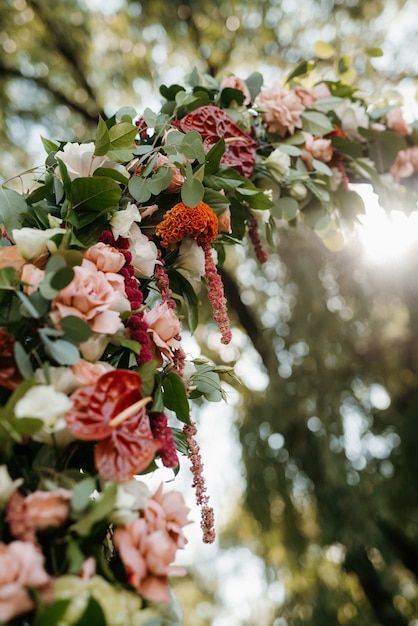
177;105;257;178
65;370;160;482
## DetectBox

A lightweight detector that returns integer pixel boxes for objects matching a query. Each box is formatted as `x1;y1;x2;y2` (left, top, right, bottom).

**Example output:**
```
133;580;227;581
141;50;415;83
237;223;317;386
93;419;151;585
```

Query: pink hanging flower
201;242;232;345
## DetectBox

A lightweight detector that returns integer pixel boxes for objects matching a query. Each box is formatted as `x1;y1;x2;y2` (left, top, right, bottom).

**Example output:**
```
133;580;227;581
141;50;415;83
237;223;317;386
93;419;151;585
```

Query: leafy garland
0;51;418;625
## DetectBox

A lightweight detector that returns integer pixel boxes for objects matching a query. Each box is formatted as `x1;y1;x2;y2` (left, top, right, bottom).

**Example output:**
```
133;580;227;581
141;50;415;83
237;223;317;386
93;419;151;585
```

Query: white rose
110;202;142;240
128;222;159;278
55;142;129;181
264;148;291;180
0;465;23;505
174;238;205;290
12;227;66;260
250;208;270;224
14;384;74;446
79;333;110;362
34;366;80;395
289;182;307;200
111;479;150;525
335;99;369;142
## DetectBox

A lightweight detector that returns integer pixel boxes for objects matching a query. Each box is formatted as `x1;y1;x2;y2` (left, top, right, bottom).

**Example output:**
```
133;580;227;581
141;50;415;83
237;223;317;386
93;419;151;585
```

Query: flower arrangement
1;50;418;625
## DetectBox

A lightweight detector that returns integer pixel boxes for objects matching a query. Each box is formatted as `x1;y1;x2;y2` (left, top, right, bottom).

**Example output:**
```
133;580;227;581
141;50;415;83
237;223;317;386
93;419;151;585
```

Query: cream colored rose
264;147;291;180
55;142;128;180
12;227;66;261
14;384;73;446
111;479;151;525
174;238;205;290
110;202;142;239
335;99;369;141
0;466;23;506
128;222;159;278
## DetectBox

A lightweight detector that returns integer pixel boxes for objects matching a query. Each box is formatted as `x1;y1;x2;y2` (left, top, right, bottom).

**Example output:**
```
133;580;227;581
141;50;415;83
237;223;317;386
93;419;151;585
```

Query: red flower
0;330;23;391
177;105;257;177
65;370;160;482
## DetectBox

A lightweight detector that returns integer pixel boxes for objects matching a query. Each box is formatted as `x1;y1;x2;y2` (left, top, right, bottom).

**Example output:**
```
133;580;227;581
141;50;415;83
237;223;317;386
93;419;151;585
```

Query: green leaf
313;41;336;60
162;372;190;424
109;121;138;148
148;166;173;195
73;596;106;626
94;116;111;156
128;175;152;203
245;71;263;100
0;187;28;233
41;136;60;154
60;316;93;343
204;168;245;191
273;197;299;220
312;159;333;176
171;427;189;456
93;167;129;185
17;291;41;318
14;341;34;378
71;476;97;515
181;174;204;207
9;416;44;436
50;266;75;291
71;177;122;212
181;130;206;164
0;266;19;290
285;60;316;84
220;87;246;107
301;111;334;136
313;96;343;112
204;138;226;175
203;188;230;215
365;47;383;57
71;482;117;537
168;270;199;332
33;599;72;626
137;360;158;397
40;334;80;365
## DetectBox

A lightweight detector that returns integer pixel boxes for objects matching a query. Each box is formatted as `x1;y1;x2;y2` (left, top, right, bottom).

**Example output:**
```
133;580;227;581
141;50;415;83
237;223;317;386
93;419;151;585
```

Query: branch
26;0;102;112
0;61;102;125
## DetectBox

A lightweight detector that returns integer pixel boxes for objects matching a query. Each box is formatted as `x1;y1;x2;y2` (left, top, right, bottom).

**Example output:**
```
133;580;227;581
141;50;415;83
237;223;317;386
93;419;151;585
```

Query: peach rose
0;245;26;273
146;485;191;549
144;302;182;364
24;489;72;531
386;107;412;136
83;242;125;273
217;206;231;233
300;131;333;170
21;263;45;295
50;259;125;334
220;76;251;106
0;540;50;622
71;359;114;386
255;84;304;137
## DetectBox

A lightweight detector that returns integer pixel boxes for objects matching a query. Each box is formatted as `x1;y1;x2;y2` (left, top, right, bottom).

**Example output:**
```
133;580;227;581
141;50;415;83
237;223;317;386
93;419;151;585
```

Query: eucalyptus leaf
42;336;80;365
0;187;28;233
14;341;34;378
181;176;204;207
128;176;152;203
71;482;117;537
301;111;334;135
60;316;93;343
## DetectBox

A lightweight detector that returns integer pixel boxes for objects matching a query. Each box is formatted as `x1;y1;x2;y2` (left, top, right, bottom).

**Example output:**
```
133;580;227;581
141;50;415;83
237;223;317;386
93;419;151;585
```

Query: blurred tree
2;1;418;624
218;221;418;624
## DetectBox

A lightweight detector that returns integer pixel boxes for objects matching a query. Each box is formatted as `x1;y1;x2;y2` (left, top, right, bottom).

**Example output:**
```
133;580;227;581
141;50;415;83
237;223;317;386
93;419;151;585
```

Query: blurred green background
2;1;418;624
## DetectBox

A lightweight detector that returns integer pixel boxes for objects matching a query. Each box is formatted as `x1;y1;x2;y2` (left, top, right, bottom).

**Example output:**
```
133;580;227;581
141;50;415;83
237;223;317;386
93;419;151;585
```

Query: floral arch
0;48;418;625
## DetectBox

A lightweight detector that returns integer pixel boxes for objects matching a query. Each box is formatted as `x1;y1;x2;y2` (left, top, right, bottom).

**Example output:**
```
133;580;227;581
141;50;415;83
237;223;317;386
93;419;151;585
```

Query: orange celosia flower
155;202;218;249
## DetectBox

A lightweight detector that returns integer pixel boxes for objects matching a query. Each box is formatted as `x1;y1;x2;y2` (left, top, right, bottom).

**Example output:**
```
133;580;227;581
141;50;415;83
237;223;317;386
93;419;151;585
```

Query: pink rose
144;302;182;364
50;258;125;334
220;76;251;106
300;131;333;170
154;154;184;193
0;540;50;622
71;359;114;385
146;485;191;549
21;263;45;295
389;146;418;181
83;242;125;273
386;107;411;136
255;85;304;137
24;489;72;531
